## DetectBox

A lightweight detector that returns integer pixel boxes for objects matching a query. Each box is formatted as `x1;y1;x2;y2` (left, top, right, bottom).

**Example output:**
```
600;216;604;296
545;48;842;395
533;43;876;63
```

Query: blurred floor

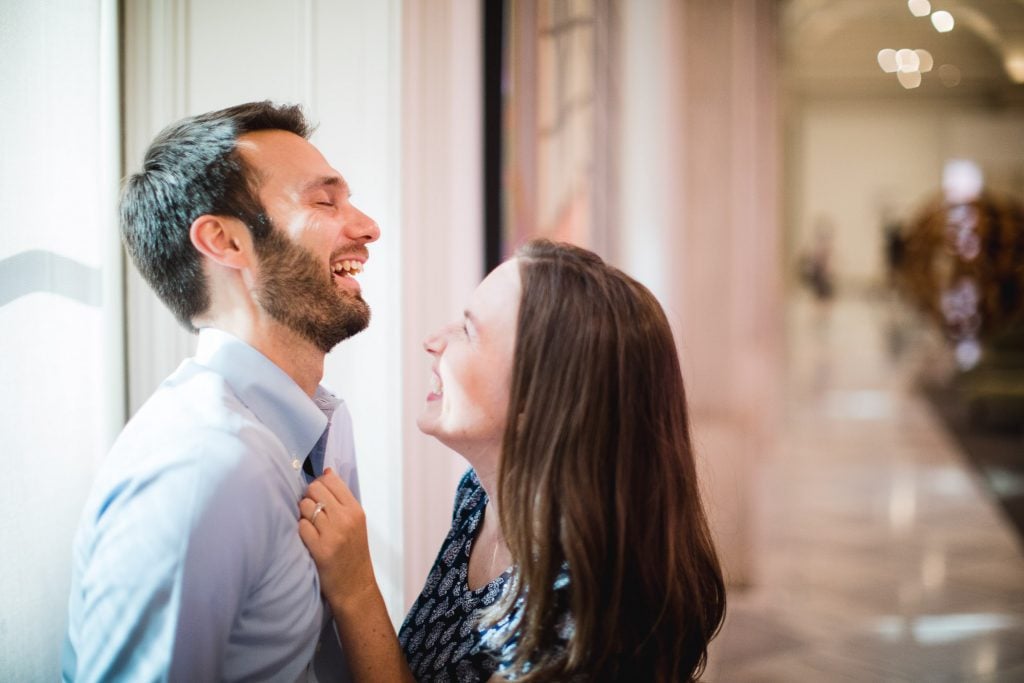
703;292;1024;682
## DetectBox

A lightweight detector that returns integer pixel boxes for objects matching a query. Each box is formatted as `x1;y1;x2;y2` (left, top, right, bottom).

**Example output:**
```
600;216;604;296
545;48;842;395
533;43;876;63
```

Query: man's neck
204;314;325;397
254;327;325;398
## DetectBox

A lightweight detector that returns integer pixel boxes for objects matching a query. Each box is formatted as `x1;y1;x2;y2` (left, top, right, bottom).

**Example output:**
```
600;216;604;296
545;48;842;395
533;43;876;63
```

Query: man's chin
316;305;371;353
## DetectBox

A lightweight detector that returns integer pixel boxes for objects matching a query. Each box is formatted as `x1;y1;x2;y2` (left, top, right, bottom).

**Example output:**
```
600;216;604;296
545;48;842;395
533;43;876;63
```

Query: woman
299;240;726;682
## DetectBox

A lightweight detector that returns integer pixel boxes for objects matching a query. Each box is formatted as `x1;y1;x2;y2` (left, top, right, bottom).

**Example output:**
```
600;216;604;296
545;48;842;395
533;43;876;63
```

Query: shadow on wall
0;250;102;308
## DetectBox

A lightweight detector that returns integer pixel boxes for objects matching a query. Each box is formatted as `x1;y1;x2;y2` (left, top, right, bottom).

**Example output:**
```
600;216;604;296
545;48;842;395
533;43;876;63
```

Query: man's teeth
331;260;364;277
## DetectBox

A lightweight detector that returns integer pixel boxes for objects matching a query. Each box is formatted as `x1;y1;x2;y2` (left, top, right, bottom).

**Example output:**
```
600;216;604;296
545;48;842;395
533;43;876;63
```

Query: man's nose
345;205;380;243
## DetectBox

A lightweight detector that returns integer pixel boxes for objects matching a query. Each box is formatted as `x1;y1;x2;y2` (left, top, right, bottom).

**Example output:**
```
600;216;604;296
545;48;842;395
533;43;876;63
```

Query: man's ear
189;215;252;269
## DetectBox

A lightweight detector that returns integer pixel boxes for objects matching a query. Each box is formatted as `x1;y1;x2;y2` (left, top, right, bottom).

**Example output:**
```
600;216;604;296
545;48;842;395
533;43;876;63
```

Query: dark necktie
303;426;329;482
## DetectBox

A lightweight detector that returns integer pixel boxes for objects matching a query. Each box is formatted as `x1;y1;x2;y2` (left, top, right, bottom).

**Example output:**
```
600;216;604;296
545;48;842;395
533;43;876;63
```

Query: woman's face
417;259;521;460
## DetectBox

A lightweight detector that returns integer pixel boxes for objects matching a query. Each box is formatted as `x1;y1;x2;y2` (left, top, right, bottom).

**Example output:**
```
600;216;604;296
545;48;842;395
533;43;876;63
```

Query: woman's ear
189;215;252;269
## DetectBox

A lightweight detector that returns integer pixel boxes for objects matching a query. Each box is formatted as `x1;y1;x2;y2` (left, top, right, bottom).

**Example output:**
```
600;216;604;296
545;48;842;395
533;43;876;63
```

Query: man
62;101;379;681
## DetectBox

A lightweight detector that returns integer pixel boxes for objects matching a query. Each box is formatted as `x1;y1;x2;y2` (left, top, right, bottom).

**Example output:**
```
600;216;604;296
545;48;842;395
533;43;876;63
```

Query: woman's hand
299;471;416;682
298;468;377;615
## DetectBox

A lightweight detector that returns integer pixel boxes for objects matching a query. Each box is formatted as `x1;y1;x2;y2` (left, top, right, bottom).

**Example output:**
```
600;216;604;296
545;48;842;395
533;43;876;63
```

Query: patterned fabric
399;469;512;681
482;572;576;682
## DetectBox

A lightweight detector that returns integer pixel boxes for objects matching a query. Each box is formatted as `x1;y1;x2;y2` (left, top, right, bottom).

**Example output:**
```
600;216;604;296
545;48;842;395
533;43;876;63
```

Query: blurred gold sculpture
895;161;1024;426
900;193;1024;345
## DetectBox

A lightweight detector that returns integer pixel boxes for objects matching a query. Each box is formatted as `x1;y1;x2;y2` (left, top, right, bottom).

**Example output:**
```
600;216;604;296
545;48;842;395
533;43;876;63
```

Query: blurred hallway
705;292;1024;681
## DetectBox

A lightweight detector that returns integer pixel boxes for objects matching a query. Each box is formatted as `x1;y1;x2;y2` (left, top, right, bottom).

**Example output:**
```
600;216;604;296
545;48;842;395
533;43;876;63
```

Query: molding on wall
302;0;316;113
400;0;484;610
101;0;126;447
123;0;197;414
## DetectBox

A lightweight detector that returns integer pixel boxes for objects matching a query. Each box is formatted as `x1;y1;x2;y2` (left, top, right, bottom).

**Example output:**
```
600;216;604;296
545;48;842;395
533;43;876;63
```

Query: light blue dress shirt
63;328;359;682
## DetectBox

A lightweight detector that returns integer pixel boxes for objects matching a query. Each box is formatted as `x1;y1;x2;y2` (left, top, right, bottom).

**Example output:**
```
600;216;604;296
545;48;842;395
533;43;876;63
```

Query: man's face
238;130;380;352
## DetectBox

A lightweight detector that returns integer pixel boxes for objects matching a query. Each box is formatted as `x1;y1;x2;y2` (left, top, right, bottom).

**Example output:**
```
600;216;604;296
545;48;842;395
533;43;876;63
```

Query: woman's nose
423;330;445;354
423;323;458;354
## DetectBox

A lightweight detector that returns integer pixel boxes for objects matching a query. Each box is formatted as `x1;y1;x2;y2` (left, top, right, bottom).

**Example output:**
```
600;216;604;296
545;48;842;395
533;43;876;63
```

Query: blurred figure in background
883;214;905;289
799;217;836;302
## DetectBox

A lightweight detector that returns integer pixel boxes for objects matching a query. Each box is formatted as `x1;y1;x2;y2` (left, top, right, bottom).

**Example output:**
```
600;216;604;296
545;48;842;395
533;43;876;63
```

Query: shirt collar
194;328;341;460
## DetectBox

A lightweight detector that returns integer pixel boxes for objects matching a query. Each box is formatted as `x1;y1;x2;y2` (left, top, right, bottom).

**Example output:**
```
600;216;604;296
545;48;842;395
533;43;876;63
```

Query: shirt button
292;458;301;470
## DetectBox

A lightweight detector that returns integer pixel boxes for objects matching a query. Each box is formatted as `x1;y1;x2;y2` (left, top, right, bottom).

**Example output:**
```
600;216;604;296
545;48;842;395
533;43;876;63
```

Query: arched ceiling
781;0;1024;102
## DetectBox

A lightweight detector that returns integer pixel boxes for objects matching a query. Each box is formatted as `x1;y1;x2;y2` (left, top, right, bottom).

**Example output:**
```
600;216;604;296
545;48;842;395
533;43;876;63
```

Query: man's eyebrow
299;176;347;194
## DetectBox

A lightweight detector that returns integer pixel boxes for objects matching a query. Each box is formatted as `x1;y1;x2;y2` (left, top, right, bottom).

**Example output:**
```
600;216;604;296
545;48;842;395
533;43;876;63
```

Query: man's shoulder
100;361;293;497
140;358;250;421
125;360;278;455
80;363;299;547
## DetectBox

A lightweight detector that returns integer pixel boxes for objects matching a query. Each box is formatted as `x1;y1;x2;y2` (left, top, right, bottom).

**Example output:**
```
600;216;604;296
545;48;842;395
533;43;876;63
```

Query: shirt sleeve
73;433;268;682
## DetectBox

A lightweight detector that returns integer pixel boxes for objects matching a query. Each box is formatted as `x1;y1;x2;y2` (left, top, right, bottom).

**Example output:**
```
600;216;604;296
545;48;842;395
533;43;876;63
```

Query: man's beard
252;228;370;353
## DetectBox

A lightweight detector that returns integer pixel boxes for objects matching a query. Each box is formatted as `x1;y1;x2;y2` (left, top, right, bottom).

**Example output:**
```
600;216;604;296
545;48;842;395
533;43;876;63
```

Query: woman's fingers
298;498;328;560
297;475;376;612
305;478;338;509
318;468;358;506
304;469;356;514
297;487;367;554
298;497;324;527
298;517;319;549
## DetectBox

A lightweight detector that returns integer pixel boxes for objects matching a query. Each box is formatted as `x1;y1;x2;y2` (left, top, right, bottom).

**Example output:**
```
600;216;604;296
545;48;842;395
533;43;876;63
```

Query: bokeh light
908;0;932;18
915;49;934;73
938;64;961;87
896;48;921;73
931;10;955;33
878;49;899;73
898;70;923;88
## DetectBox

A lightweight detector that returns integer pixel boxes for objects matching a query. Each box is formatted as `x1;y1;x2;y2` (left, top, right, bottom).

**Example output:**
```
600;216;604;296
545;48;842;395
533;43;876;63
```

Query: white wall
0;0;122;678
791;99;1024;287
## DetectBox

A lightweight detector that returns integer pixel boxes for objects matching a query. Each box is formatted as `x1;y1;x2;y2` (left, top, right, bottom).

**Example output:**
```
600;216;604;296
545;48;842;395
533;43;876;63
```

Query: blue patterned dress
398;470;513;682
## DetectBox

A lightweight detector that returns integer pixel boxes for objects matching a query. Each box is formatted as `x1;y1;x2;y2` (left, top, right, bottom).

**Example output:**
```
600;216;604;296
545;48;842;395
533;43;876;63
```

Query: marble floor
702;293;1024;682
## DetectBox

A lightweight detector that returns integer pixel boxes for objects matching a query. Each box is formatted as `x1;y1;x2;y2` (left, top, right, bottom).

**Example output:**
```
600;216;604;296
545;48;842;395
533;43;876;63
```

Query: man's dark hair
120;101;313;331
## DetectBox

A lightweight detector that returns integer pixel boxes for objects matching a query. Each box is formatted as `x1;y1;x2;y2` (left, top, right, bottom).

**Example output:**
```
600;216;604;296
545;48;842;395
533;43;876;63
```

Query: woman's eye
316;201;335;208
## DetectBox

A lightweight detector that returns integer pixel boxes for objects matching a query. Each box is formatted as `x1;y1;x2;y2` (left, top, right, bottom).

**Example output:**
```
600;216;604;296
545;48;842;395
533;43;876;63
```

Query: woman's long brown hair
490;240;726;682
